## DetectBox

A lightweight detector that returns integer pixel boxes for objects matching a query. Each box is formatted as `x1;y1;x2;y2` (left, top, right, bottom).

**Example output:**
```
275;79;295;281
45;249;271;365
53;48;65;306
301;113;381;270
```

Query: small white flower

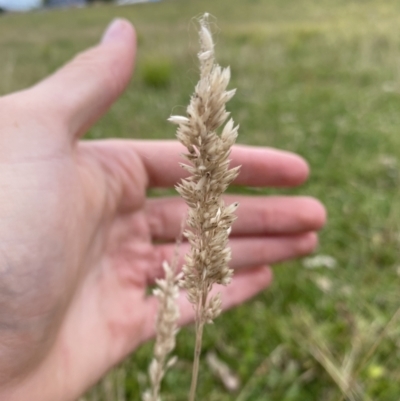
313;275;333;293
302;255;337;269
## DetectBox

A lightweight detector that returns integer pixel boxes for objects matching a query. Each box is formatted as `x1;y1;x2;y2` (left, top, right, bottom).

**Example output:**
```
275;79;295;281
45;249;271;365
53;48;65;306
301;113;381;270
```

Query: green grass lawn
2;0;400;399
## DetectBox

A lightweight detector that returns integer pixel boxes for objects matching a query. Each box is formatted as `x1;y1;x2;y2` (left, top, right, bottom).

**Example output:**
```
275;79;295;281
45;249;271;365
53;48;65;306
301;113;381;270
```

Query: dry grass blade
206;351;240;393
337;305;400;401
292;308;368;401
235;348;277;401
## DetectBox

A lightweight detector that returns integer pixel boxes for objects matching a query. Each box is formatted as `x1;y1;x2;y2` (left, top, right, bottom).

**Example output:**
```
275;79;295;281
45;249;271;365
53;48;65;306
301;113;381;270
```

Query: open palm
0;20;325;401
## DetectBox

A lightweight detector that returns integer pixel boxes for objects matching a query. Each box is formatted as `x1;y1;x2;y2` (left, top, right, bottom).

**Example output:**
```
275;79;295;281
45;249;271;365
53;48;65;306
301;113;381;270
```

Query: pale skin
0;19;326;401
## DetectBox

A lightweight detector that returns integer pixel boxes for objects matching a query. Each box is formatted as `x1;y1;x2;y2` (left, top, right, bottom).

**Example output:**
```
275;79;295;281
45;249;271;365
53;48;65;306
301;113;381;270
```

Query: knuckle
73;47;122;97
147;204;168;240
260;206;278;231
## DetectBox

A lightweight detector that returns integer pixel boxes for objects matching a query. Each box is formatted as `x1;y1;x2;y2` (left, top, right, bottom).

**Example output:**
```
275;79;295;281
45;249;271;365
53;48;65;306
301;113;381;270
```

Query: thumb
33;19;136;140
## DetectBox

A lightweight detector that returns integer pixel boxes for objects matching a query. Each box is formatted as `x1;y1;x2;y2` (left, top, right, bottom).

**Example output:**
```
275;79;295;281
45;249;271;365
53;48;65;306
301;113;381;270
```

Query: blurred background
0;0;144;13
1;0;400;400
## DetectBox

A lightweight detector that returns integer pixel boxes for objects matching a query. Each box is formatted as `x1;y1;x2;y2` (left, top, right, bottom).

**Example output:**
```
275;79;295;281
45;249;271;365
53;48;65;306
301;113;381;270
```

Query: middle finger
146;195;326;240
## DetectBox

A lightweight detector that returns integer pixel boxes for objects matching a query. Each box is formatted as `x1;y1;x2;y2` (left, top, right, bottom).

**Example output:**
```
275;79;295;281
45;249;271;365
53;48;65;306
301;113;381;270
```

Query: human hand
0;19;325;401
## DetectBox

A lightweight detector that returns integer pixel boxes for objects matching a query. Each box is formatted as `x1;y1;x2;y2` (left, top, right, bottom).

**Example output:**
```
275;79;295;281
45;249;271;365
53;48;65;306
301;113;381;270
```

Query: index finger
132;140;309;188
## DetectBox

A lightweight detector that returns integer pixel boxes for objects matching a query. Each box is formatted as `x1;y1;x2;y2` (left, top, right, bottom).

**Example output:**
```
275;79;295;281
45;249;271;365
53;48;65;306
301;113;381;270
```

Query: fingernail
101;19;129;44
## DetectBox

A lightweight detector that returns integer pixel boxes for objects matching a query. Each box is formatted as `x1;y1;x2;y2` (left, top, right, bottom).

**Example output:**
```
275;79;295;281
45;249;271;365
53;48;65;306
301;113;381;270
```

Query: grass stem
189;319;205;401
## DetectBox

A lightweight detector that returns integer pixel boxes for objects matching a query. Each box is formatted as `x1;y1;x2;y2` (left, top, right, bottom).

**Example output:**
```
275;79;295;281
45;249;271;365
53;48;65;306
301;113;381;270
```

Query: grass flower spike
168;13;240;401
143;260;181;401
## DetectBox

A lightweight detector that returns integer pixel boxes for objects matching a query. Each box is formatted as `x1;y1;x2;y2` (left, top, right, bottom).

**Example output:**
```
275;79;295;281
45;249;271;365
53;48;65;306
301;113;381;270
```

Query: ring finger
147;232;318;284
